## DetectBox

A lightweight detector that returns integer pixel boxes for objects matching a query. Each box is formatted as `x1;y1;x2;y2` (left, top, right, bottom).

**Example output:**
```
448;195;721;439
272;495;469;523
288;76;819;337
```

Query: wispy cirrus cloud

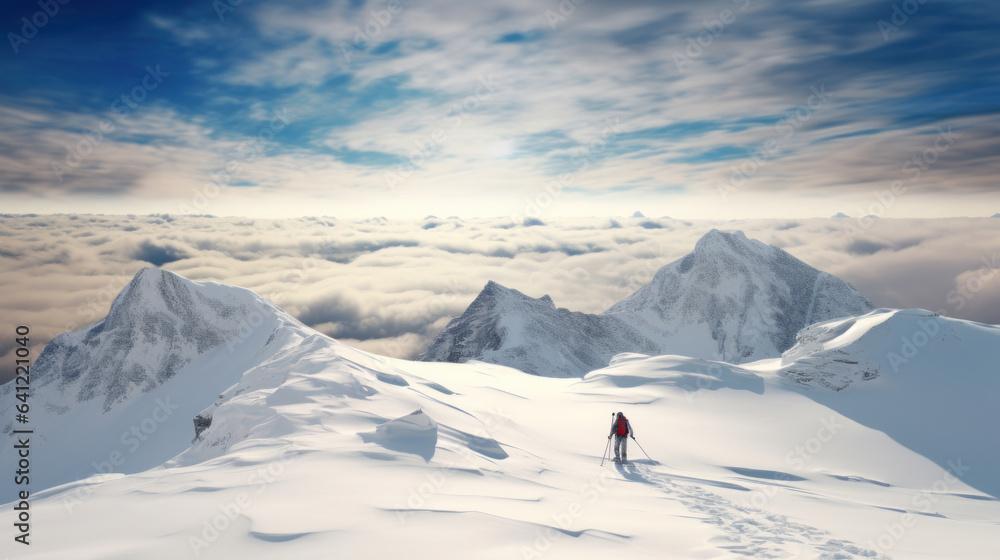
0;0;997;218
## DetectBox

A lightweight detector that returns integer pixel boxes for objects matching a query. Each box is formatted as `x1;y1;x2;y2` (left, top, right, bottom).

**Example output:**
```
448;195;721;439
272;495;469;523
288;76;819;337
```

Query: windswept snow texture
423;229;873;376
360;409;439;462
0;271;998;560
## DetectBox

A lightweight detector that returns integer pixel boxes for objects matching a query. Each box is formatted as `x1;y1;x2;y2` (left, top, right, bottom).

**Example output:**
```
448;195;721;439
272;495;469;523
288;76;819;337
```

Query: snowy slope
1;272;998;560
422;230;872;376
764;308;1000;499
0;267;311;495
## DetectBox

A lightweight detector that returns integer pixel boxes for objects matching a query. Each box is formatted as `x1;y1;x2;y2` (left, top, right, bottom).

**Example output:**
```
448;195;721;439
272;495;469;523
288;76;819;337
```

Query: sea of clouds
2;213;998;383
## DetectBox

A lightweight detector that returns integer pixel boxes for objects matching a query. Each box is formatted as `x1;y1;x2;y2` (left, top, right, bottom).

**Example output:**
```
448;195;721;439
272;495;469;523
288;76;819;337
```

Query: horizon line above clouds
3;210;1000;221
2;214;999;385
0;0;998;218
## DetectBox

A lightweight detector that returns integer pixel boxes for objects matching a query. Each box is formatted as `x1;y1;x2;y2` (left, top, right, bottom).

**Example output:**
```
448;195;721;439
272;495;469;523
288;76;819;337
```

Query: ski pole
631;436;655;464
600;412;614;466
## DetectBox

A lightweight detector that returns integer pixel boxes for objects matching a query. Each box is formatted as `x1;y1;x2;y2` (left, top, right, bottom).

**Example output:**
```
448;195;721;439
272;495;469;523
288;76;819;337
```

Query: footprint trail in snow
615;462;891;560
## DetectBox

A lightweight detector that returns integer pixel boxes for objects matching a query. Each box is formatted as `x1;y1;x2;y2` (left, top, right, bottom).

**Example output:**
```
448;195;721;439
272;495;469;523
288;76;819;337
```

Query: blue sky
1;0;998;218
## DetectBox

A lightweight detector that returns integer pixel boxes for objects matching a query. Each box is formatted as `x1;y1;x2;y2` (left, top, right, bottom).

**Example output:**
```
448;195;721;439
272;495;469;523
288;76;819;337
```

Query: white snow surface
1;271;999;560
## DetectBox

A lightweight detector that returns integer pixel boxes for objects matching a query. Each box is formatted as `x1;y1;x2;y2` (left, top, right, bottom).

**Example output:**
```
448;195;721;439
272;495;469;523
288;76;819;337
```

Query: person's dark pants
614;434;628;461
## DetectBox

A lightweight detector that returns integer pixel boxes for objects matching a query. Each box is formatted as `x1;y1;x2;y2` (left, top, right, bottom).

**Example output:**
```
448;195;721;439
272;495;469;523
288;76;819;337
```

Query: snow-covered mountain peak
28;267;292;411
603;229;873;363
694;227;743;247
1;267;312;492
479;279;519;299
468;280;554;312
424;231;873;374
477;280;519;301
419;281;656;377
691;228;771;259
482;279;504;291
104;267;214;324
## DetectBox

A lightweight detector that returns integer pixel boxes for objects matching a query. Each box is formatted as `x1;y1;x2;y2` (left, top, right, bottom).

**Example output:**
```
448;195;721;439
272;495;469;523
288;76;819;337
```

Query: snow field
3;271;998;559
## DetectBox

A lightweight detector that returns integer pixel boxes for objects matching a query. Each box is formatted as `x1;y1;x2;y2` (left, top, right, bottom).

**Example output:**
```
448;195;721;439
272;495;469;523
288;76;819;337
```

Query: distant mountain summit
419;281;657;377
0;268;307;492
421;230;873;375
31;268;291;411
605;230;873;363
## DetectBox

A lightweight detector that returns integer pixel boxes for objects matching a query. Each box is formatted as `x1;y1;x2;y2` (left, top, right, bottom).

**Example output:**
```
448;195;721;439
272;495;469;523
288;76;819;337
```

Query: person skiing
608;411;633;463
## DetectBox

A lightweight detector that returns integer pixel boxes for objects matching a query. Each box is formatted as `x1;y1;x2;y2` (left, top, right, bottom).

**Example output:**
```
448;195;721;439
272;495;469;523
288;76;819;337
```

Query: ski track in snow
614;462;890;560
